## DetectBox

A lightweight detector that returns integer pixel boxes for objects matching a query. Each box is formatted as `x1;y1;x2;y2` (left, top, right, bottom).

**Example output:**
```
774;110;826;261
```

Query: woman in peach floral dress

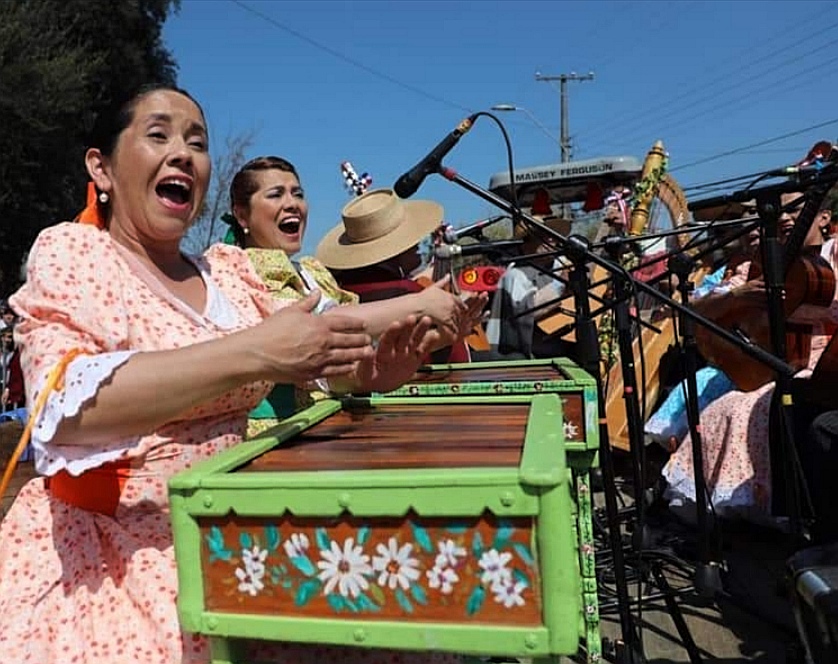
0;86;458;664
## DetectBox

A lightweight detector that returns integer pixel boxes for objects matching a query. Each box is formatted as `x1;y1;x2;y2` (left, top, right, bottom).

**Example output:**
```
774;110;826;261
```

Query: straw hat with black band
316;188;443;270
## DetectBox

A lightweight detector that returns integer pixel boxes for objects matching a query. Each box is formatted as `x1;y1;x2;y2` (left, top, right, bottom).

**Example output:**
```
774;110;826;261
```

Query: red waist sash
46;459;133;516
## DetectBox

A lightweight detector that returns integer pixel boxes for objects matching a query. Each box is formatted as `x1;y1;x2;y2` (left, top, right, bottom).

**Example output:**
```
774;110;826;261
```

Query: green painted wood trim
519;394;566;487
208;636;242;664
171;491;206;632
537;482;583;654
176;475;539;518
197;613;555;658
352;394;541;407
582;384;601;452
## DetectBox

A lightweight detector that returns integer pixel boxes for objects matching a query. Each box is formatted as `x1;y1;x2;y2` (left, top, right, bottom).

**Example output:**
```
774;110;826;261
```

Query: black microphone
394;114;478;198
442;215;510;243
434;239;523;260
765;163;827;178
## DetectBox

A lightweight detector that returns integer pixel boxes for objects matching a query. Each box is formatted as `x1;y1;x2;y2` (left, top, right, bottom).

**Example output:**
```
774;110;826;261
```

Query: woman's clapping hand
247;291;375;385
334;314;434;395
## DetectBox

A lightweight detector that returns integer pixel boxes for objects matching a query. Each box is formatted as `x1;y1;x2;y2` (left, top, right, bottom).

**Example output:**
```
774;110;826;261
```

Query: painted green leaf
295;579;321;606
410;583;428;605
327;594;346;612
444;522;468;534
466;585;486;616
369;583;386;605
265;526;280;552
512;568;529;586
206;526;233;562
472;531;484;557
356;593;381;612
493;524;515;550
410;521;433;553
290;555;317;577
513;542;535;567
239;532;253;549
315;527;331;551
357;526;371;545
395;587;414;613
344;595;360;613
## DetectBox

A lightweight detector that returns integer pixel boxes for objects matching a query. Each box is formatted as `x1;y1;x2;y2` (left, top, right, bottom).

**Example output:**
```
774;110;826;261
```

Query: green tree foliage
0;0;181;296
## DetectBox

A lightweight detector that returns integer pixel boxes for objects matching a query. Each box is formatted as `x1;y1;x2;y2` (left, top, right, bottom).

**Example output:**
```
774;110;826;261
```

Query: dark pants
771;383;838;544
803;410;838;544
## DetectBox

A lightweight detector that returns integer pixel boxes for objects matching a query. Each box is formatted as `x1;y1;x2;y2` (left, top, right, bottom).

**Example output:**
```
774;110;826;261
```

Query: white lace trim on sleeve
32;350;140;477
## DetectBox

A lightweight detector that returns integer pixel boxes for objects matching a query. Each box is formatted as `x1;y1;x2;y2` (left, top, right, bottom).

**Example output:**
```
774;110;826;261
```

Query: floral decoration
201;516;541;623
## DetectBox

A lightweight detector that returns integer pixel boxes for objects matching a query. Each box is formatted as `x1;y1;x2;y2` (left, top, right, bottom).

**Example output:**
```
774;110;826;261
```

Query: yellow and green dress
244;248;359;438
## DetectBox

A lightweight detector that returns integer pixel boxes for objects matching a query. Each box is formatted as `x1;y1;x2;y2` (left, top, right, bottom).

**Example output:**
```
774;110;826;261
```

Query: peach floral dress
0;223;459;664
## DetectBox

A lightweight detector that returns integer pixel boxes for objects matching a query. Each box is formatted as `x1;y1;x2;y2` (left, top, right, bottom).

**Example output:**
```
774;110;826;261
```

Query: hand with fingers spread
420;288;490;353
334;314;434;394
460;290;491;335
247;290;374;385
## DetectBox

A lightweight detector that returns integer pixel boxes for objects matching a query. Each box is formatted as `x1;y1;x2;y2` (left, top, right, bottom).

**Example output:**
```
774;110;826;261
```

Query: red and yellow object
458;265;504;292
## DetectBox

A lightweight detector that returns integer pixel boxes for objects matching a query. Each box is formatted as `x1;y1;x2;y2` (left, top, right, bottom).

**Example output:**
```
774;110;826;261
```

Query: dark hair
227;156;300;247
88;84;206;157
83;85;206;225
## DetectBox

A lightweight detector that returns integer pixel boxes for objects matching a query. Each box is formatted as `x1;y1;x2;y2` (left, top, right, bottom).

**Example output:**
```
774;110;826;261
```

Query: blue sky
164;0;838;254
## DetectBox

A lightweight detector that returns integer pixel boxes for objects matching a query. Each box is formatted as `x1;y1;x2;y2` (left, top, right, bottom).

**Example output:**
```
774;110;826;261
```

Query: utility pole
535;71;594;163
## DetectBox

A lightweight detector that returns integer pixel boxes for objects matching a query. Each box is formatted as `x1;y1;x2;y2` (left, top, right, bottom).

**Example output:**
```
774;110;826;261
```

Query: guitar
694;142;838;392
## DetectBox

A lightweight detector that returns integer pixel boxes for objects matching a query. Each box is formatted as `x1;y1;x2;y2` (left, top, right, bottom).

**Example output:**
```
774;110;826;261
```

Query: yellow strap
0;349;89;505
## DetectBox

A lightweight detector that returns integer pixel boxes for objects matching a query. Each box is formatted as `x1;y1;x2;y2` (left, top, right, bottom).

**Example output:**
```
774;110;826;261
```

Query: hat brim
316;200;443;270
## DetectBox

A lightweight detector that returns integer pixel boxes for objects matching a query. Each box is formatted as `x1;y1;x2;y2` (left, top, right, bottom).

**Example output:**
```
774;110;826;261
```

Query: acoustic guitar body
696;253;836;392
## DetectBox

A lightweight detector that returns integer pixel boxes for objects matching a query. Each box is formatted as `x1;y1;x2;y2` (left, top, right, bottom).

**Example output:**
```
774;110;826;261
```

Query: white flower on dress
235;545;268;596
283;532;310;559
563;421;579;440
372;537;421;590
426;565;459;594
478;549;513;587
317;537;372;598
492;578;527;608
435;538;467;568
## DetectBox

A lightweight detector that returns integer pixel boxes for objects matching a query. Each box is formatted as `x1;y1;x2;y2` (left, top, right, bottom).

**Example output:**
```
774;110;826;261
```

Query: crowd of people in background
0;303;24;417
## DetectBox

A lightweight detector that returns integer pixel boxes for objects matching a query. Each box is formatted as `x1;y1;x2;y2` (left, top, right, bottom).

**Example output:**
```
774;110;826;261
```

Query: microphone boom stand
666;251;723;595
599;237;705;664
563;235;645;663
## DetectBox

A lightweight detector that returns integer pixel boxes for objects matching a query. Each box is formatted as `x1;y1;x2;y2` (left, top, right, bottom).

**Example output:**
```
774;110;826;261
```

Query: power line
229;0;474;114
586;47;838;155
670;116;838;173
576;3;838;144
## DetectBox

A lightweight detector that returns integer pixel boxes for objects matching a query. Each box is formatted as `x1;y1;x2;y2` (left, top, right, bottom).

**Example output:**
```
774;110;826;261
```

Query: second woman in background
224;156;486;433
